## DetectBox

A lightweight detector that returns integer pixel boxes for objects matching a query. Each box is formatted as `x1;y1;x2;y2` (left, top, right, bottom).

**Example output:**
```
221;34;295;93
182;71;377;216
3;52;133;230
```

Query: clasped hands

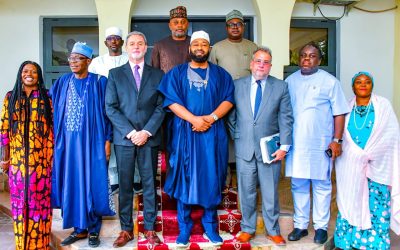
190;115;215;132
128;130;149;146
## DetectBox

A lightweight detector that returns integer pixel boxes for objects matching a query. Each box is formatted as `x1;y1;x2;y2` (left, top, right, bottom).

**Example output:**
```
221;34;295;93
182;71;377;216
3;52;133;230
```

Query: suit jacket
105;62;165;147
228;75;293;162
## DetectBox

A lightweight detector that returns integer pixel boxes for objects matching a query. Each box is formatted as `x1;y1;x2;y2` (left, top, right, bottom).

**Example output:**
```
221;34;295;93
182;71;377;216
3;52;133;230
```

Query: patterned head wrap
352;71;374;88
170;6;187;19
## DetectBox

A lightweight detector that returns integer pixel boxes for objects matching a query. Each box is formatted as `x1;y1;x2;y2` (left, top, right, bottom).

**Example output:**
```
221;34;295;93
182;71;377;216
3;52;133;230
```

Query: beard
109;46;122;53
130;51;145;61
172;30;187;38
189;50;209;63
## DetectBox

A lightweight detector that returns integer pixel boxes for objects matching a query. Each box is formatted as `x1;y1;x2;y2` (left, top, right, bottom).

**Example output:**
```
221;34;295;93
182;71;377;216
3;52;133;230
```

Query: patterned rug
136;152;251;249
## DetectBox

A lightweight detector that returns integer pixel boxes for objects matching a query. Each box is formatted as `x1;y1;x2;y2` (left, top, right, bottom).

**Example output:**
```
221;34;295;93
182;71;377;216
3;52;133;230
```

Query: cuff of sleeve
280;144;291;152
143;130;152;137
126;130;137;139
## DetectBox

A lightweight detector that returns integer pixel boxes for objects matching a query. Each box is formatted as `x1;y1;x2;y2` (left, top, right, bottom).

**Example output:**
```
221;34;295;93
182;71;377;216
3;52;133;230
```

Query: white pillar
252;0;296;79
94;0;135;55
393;0;400;117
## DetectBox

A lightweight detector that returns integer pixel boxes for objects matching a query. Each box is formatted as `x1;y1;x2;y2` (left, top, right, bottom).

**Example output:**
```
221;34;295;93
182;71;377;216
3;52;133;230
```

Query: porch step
0;191;336;250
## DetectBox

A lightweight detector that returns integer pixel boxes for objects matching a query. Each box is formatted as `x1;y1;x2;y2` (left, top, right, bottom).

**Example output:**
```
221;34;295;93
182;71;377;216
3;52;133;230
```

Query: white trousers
291;177;331;230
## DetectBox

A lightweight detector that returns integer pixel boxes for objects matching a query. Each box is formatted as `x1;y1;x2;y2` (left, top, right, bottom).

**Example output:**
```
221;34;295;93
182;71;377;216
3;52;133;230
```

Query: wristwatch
210;112;219;121
333;138;343;144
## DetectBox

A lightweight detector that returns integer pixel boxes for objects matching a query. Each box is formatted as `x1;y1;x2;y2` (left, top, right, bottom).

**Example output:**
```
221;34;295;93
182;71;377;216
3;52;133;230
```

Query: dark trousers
115;145;158;231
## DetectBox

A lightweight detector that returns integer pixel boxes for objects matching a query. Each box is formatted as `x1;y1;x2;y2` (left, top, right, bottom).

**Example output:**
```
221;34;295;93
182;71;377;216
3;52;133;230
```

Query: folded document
260;133;280;164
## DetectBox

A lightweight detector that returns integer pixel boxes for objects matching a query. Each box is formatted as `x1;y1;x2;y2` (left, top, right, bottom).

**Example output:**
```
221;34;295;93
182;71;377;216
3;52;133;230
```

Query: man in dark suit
105;31;165;247
228;47;293;246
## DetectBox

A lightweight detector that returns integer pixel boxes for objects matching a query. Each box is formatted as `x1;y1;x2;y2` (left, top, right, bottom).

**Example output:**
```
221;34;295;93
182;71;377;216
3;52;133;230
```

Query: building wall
292;0;396;102
0;0;96;99
0;0;398;114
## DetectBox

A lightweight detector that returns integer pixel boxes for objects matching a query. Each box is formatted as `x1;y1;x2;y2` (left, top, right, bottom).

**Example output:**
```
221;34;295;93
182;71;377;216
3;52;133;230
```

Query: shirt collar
128;60;145;70
251;76;267;86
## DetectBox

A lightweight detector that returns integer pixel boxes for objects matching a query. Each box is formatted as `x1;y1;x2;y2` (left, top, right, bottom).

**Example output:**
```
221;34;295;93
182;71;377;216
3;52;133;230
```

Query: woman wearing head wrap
0;61;53;249
334;72;400;249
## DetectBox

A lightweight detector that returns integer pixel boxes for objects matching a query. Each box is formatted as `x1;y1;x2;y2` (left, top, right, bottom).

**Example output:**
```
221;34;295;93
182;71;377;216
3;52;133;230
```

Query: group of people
0;5;399;250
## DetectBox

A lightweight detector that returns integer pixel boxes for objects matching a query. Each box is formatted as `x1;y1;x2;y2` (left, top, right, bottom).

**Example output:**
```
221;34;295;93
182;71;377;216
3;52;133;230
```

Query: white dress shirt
126;60;151;138
128;60;145;80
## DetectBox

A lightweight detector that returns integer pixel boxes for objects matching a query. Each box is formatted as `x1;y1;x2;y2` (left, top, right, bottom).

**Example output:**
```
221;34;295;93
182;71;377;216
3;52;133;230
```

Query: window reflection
52;27;99;66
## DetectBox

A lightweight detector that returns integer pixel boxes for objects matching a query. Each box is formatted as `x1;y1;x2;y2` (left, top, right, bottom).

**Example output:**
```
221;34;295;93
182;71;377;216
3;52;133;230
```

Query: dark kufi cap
170;6;187;19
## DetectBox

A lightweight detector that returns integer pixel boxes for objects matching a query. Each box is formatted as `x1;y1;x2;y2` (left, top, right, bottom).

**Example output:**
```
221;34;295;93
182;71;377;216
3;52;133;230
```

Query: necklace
354;105;369;116
353;99;371;130
187;65;209;92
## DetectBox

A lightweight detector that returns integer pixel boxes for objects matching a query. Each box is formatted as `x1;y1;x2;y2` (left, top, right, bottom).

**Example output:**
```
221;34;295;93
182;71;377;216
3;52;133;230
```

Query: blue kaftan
158;63;234;208
50;73;114;230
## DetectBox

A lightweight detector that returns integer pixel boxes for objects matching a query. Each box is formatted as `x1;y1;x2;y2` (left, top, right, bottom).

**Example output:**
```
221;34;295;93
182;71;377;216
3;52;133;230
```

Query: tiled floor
0;210;15;250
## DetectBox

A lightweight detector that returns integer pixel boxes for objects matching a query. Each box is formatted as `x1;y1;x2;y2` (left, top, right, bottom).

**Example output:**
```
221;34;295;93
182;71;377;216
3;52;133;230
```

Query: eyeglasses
67;56;87;63
253;59;271;65
106;35;122;41
226;22;244;29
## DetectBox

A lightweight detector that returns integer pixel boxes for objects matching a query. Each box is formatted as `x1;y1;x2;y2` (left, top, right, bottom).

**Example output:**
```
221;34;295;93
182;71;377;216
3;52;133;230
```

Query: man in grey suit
105;31;165;247
228;47;293;246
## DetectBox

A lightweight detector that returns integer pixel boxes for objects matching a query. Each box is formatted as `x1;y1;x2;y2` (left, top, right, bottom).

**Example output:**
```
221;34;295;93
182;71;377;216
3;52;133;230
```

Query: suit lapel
255;76;273;121
139;64;152;95
122;63;138;94
244;76;253;119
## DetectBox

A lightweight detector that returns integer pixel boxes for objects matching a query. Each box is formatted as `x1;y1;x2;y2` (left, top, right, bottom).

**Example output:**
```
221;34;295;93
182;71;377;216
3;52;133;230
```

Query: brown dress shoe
113;231;134;248
266;235;286;246
236;232;254;243
144;230;161;245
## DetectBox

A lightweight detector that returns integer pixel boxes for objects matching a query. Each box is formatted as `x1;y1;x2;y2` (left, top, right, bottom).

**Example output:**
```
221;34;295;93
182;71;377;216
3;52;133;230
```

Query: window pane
289;28;328;66
52;27;99;66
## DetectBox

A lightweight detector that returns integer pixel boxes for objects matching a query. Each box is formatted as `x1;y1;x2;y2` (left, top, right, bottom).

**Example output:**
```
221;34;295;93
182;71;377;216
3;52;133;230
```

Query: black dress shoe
314;229;327;244
88;232;100;248
288;228;308;241
60;231;88;246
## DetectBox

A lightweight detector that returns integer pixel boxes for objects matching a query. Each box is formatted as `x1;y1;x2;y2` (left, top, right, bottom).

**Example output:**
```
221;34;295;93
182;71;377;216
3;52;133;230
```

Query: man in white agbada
89;27;129;193
285;42;350;244
89;27;129;77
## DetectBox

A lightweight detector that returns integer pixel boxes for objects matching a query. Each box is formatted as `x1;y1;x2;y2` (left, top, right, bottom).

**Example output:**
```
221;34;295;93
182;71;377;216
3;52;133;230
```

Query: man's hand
328;141;342;160
272;149;287;162
203;115;216;125
131;130;150;146
0;160;10;174
105;141;111;161
190;116;212;132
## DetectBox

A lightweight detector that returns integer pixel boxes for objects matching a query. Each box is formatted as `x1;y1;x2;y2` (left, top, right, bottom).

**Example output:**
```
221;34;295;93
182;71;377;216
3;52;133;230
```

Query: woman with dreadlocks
0;61;53;250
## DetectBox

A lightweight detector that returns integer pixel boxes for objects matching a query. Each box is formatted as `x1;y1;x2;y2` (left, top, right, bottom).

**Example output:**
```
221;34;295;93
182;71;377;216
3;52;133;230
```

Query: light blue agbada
158;63;234;208
285;69;350;180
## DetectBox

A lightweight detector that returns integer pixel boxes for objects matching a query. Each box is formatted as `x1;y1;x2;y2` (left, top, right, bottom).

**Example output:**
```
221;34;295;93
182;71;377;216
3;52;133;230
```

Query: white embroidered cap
190;30;210;44
105;27;123;39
